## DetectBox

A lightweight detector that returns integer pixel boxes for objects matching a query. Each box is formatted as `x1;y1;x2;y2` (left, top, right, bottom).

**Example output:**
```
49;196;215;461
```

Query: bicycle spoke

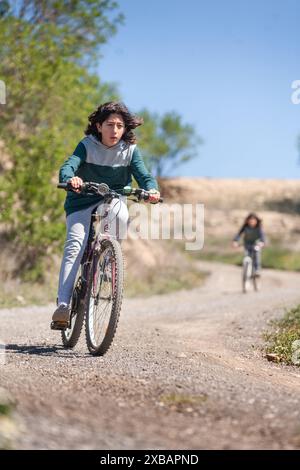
90;300;110;344
88;247;115;347
93;303;110;340
93;291;112;340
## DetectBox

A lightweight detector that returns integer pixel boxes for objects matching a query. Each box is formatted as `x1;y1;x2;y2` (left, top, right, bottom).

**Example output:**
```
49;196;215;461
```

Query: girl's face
248;217;258;228
96;113;125;146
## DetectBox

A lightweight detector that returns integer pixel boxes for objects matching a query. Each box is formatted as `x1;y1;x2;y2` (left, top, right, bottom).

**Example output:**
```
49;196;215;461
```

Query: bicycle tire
253;272;260;291
242;257;252;293
61;270;85;348
85;239;124;356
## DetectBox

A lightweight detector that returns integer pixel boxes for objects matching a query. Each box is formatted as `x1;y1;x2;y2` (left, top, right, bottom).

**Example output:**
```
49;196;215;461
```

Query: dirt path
1;261;300;450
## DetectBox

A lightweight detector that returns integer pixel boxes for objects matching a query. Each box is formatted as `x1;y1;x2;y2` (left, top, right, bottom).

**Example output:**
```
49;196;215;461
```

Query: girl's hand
148;189;161;204
232;241;239;248
69;176;83;193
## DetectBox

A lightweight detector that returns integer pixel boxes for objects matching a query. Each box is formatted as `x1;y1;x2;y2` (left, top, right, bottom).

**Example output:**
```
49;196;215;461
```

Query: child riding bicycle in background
232;213;266;276
52;102;160;329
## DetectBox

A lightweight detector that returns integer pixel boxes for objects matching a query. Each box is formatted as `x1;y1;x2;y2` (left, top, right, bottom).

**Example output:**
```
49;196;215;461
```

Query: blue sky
99;0;300;178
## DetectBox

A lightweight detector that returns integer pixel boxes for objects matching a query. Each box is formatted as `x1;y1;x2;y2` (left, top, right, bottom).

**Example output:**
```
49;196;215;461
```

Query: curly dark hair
243;213;262;228
85;102;143;144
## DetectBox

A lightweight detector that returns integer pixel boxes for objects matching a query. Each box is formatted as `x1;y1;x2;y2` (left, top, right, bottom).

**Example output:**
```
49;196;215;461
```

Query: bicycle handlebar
234;241;264;251
57;182;163;203
123;186;163;203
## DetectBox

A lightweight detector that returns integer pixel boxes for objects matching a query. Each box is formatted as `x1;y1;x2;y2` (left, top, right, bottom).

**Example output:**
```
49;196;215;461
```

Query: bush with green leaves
0;1;121;279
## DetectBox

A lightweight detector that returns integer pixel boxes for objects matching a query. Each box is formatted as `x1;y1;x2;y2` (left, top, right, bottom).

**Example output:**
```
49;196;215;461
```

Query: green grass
262;247;300;271
196;251;243;266
0;401;15;450
125;266;208;298
0;280;57;308
264;305;300;365
192;242;300;272
159;393;208;412
0;403;13;417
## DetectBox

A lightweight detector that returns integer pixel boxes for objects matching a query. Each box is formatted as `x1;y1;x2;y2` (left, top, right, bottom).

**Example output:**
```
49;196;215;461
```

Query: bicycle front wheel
242;257;252;293
253;270;260;291
85;239;124;356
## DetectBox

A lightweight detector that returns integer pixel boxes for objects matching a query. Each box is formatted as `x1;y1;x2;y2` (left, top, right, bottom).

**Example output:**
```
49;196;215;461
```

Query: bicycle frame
245;244;260;268
80;197;121;296
242;244;261;292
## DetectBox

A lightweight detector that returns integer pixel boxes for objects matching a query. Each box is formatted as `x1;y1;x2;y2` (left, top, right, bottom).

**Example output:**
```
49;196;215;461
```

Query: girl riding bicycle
52;102;160;329
232;213;266;276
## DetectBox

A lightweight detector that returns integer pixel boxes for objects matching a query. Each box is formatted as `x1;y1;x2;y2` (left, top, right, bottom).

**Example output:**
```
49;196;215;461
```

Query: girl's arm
259;227;266;244
129;147;159;191
59;142;87;183
233;225;245;242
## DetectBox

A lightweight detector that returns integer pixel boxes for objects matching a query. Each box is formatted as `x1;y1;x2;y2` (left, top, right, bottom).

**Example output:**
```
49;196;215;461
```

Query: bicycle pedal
50;321;69;331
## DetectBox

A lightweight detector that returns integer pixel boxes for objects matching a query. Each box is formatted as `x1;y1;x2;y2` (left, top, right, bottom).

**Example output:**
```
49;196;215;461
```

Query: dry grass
158;393;208;413
0;237;207;307
264;305;300;365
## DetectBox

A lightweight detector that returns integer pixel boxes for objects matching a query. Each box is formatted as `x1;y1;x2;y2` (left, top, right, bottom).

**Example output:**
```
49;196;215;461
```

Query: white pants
57;197;128;305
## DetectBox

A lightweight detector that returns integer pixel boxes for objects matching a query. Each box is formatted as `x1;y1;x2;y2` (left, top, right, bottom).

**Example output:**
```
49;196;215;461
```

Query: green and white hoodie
59;134;159;216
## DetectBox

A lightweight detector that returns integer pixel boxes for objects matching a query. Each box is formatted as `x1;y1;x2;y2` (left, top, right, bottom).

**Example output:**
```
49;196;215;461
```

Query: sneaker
50;304;70;330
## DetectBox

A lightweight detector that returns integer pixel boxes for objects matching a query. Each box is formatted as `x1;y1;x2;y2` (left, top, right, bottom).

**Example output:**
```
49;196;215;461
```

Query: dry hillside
159;178;300;247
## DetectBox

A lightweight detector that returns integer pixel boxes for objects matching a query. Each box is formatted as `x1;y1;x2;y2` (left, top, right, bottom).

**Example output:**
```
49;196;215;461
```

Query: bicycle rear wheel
61;269;85;348
253;271;260;291
85;239;124;356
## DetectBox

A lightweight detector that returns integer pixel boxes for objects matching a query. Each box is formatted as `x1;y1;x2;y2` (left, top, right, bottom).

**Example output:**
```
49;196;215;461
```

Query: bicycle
242;242;262;293
54;181;163;356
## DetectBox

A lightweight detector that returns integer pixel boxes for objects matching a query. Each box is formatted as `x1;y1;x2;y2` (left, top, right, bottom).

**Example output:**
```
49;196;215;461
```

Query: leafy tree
136;109;203;177
0;1;121;279
0;0;123;62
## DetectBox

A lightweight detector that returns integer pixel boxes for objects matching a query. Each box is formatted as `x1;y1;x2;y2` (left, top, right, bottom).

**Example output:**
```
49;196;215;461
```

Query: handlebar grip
141;194;164;203
143;194;164;203
57;182;69;189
